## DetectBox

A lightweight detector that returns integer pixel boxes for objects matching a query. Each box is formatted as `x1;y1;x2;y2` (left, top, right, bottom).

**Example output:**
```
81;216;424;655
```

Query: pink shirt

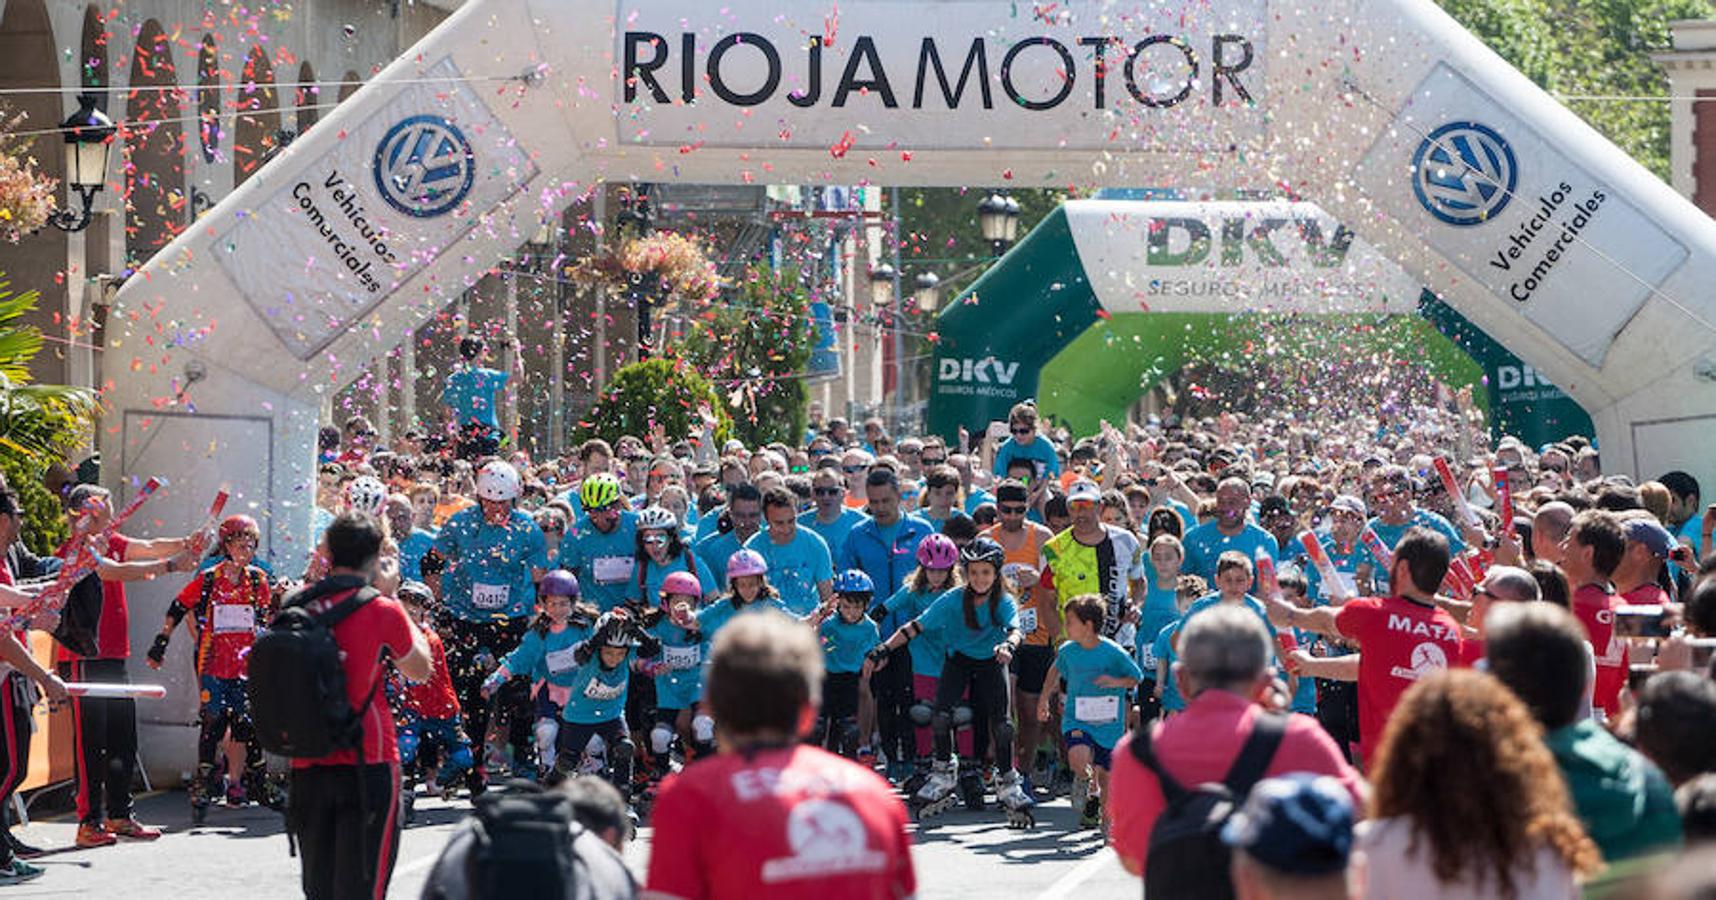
1109;690;1364;873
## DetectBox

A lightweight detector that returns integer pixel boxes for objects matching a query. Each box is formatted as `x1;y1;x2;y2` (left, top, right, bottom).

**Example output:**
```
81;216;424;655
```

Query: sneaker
75;822;117;848
4;832;45;860
1080;794;1102;828
105;818;162;841
0;859;42;884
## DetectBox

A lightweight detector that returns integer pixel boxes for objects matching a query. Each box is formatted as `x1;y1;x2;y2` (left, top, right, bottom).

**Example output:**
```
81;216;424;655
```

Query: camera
1613;604;1670;638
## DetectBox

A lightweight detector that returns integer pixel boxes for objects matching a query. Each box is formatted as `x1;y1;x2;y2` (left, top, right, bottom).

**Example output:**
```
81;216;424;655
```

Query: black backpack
51;573;104;658
247;574;381;759
465;780;575;898
1131;712;1287;900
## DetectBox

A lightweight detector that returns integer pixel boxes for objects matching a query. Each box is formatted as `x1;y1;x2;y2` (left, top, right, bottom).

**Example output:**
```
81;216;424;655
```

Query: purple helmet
540;569;580;599
726;549;769;580
916;533;959;570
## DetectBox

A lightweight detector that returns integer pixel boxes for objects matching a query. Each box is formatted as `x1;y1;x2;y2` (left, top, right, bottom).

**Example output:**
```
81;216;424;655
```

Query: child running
646;571;714;779
393;581;473;818
1036;594;1142;830
869;537;1034;827
809;570;879;760
875;534;962;789
146;515;279;821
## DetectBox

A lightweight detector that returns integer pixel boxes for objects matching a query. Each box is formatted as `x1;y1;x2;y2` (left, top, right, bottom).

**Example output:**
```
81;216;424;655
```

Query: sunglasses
1010;427;1033;435
1068;499;1097;510
998;504;1028;515
921;456;947;466
540;525;564;535
842;464;866;473
814;486;844;497
642;534;669;545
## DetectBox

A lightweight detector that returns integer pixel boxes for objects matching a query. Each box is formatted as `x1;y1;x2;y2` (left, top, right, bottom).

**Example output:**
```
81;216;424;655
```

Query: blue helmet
832;569;875;596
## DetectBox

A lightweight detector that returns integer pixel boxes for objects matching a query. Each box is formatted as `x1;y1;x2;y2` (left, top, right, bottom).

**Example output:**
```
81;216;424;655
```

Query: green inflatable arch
928;200;1591;445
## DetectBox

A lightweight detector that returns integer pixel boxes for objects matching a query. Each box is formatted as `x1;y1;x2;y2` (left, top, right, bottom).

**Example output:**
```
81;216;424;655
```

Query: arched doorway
123;19;184;268
0;0;67;383
233;45;277;187
295;61;319;134
196;35;221;165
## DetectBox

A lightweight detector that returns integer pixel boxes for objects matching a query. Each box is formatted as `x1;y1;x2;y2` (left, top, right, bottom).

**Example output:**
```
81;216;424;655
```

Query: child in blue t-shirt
1039;594;1142;829
1275;567;1319;717
810;579;880;760
535;609;659;794
645;571;714;776
483;570;595;779
1149;575;1209;717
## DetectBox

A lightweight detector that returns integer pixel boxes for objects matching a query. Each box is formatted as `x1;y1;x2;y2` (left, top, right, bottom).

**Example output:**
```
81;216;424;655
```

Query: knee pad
952;705;974;728
230;717;256;745
535;719;560;757
692;714;715;743
446;745;474;773
651;723;675;756
397;730;421;765
610;737;635;767
909;703;934;727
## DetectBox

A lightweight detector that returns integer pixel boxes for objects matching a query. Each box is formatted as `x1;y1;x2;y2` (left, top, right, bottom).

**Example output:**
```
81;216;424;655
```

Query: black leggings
553;718;633;795
289;762;401;900
870;648;913;765
932;653;1013;771
0;674;31;865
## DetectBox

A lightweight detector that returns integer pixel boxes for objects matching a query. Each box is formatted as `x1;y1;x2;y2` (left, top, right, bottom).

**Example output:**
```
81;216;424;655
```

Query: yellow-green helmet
579;473;624;511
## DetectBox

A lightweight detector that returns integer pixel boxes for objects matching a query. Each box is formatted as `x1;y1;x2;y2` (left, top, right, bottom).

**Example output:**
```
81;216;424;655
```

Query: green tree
0;275;95;552
679;264;815;446
575;356;732;449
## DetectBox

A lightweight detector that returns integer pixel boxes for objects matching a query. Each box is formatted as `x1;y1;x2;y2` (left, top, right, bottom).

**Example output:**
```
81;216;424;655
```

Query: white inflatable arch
108;0;1716;568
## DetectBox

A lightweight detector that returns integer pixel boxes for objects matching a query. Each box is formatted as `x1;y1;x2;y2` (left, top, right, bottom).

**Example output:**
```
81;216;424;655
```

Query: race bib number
1074;695;1120;724
1018;607;1039;635
212;604;255;633
471;582;510;610
545;647;578;675
663;645;700;670
592;555;634;585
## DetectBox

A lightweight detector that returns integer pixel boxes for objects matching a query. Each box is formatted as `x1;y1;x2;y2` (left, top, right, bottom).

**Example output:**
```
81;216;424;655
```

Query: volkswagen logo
1411;121;1517;226
373;115;474;218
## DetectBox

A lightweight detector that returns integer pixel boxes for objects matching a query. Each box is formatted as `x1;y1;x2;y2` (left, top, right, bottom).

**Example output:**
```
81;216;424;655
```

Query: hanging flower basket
577;231;721;303
0;152;57;244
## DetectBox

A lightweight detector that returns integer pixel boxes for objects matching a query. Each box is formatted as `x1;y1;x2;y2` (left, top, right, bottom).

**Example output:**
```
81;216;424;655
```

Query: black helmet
959;536;1006;570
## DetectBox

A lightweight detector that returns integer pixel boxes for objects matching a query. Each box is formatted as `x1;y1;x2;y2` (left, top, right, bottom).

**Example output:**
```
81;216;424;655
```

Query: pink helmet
726;549;768;580
660;571;702;602
916;532;959;570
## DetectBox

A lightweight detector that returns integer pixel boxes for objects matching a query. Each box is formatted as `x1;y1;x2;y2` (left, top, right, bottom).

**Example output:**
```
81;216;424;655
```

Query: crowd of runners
0;334;1711;897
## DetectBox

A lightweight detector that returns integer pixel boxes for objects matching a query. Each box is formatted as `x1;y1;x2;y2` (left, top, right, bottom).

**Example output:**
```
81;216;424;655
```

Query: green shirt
1545;719;1681;864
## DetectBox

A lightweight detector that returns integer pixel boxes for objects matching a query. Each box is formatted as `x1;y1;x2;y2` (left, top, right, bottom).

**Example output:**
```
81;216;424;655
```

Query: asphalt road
1;786;1134;898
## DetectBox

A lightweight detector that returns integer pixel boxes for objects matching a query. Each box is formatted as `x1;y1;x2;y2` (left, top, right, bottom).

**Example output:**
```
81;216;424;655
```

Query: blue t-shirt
745;528;834;616
1367;509;1467;560
564;510;639;611
648;618;705;709
693;507;723;544
1288;626;1319;714
1300;530;1378;603
1180;521;1277;585
398;528;438;583
629;551;717;606
1153;622;1185;712
695;530;747;592
501;623;593;688
1181;594;1279;642
442;366;509;430
561;648;635;724
915;588;1019;660
992;436;1060;479
310;506;335;550
433;506;549;621
820;614;880;675
882;586;948;677
800;508;867;563
1138;582;1181;655
965;488;996;515
1056;637;1143;749
695;593;790;644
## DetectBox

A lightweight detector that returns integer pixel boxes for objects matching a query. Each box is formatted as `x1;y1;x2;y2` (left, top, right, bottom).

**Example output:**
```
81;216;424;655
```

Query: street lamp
977;192;1020;256
869;262;897;310
47;94;116;233
913;271;941;314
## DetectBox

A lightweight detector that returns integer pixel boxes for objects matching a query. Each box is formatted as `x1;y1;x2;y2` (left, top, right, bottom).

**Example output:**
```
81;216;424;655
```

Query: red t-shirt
1572;584;1628;717
57;534;132;662
645;744;916;900
291;591;414;769
1621;583;1670;606
403;628;461;720
1334;594;1466;765
173;564;272;680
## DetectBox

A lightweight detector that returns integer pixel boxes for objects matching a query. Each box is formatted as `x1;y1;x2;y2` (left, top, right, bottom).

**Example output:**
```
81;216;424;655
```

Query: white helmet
475;461;522;502
343;476;388;516
636;506;678;532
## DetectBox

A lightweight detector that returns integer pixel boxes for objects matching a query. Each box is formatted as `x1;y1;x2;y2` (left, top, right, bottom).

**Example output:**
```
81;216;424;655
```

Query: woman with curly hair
1357;669;1601;899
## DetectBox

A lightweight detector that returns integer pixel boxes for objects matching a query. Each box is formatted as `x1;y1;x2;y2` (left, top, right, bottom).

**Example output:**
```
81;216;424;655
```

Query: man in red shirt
1273;526;1466;767
1109;605;1363;877
1559;510;1628;718
1615;516;1673;606
56;484;205;848
289;513;431;900
645;611;915;900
